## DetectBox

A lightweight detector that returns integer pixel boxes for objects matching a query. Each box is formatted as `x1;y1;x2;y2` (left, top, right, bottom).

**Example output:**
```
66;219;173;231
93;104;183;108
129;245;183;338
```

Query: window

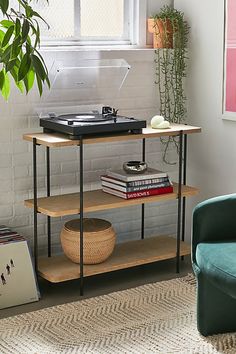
33;0;144;46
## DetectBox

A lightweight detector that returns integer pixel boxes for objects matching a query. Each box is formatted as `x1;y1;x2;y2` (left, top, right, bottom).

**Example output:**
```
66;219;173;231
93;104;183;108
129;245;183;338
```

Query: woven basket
60;218;116;264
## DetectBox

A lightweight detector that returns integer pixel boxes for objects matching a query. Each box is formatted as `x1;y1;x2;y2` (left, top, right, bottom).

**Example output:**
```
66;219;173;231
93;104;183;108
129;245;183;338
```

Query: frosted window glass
32;0;74;38
80;0;124;37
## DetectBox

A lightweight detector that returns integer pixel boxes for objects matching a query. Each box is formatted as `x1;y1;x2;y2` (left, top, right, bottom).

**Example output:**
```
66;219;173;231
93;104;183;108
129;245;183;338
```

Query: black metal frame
33;138;38;272
31;131;188;295
46;147;51;258
33;143;52;271
177;132;188;271
176;131;183;273
79;136;84;296
182;134;187;243
141;138;145;239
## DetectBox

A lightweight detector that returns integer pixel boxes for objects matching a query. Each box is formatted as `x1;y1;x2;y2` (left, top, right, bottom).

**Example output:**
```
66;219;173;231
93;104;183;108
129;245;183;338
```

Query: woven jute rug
1;274;236;354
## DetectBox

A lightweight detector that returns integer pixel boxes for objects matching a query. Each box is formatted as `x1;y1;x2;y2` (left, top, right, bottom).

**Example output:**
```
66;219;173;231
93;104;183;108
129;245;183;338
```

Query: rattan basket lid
64;218;112;233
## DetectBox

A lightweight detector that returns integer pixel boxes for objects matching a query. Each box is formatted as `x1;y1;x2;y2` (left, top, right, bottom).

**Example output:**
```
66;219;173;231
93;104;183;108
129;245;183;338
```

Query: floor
0;256;192;319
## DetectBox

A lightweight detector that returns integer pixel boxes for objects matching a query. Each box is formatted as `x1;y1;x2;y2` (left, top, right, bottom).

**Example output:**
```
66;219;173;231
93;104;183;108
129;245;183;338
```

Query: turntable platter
58;113;113;123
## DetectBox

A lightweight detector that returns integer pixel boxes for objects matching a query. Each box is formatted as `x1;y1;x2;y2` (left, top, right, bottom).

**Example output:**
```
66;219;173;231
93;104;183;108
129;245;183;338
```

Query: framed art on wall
223;0;236;120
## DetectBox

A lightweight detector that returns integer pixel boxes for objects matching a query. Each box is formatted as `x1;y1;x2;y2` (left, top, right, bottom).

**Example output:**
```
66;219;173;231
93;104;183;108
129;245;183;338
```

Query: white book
107;167;168;182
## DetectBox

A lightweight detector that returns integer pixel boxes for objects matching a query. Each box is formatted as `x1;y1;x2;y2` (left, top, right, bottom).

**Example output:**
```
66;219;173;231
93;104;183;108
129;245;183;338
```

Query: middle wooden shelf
24;183;199;217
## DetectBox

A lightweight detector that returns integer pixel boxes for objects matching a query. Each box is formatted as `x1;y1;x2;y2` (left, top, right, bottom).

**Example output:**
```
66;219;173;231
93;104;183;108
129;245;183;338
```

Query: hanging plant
149;6;189;164
0;0;50;100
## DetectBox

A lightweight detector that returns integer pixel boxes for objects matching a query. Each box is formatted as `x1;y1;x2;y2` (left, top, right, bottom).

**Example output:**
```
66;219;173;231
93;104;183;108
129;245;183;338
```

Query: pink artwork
225;0;236;113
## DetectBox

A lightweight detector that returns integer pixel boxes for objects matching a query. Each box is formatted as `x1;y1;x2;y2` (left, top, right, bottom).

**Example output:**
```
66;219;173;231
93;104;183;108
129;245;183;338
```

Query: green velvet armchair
192;194;236;336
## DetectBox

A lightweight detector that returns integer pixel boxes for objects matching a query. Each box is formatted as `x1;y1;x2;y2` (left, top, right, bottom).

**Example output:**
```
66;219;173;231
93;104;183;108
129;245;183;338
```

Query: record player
38;59;146;139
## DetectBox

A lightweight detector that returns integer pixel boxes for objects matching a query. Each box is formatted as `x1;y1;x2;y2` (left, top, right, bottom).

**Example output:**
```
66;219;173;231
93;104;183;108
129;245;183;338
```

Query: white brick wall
0;46;179;256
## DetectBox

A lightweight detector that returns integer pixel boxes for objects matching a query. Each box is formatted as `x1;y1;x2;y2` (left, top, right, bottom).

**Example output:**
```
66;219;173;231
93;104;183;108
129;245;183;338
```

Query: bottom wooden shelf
38;236;191;283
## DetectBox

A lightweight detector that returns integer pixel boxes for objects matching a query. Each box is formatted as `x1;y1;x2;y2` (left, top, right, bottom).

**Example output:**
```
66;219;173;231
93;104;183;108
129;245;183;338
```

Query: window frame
39;0;146;48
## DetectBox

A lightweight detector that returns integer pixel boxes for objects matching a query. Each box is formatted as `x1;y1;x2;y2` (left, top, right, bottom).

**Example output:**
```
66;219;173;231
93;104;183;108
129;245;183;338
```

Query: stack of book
0;226;25;244
101;167;173;199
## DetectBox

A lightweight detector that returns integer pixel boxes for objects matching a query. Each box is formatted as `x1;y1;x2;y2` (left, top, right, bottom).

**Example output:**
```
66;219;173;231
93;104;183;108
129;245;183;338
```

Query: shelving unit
23;123;201;296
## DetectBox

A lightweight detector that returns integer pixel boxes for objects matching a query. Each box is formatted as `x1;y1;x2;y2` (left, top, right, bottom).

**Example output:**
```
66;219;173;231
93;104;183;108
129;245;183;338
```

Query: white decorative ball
151;115;164;128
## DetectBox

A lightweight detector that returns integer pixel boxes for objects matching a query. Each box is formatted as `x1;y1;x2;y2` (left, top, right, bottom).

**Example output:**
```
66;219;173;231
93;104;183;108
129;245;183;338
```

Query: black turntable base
40;107;146;139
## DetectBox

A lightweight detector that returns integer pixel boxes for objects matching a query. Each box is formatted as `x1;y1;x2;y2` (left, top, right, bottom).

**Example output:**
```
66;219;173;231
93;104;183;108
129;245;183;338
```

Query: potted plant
0;0;49;100
149;6;189;163
148;16;173;48
148;5;188;49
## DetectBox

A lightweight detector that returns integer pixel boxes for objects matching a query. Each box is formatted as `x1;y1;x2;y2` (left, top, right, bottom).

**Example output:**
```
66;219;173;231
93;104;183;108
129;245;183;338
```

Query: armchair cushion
196;242;236;299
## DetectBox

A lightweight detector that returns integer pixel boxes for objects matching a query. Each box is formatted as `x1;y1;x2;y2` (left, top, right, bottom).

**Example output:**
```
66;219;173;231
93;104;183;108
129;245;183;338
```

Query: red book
102;186;173;199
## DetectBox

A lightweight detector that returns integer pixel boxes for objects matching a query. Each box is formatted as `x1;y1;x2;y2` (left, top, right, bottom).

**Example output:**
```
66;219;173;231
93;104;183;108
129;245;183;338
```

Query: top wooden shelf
23;124;201;148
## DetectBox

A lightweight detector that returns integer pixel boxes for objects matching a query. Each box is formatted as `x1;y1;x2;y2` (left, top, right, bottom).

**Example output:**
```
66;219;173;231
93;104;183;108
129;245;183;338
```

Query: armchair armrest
192;194;236;264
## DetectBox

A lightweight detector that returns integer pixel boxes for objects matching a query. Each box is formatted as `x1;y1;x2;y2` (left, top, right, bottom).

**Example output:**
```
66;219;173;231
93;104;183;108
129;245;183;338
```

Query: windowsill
40;44;154;52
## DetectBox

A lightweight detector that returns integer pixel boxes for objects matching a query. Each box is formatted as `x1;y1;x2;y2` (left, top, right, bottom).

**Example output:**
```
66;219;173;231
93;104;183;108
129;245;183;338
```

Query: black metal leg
176;131;183;273
46;147;51;257
33;138;38;273
79;136;84;296
181;135;187;260
141;139;145;239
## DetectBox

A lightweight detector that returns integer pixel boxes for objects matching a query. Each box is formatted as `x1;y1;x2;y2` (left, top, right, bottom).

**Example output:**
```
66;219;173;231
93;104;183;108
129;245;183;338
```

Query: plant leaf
10;66;24;93
22;19;30;42
36;72;43;96
0;20;14;29
17;80;24;93
0;0;9;14
32;19;40;48
24;67;35;93
31;54;46;81
18;53;31;81
25;41;32;55
15;18;21;37
0;29;5;44
5;59;16;72
34;49;49;75
45;76;50;89
2;44;12;61
11;35;22;59
1;70;10;100
1;25;14;48
0;70;5;90
25;4;33;18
